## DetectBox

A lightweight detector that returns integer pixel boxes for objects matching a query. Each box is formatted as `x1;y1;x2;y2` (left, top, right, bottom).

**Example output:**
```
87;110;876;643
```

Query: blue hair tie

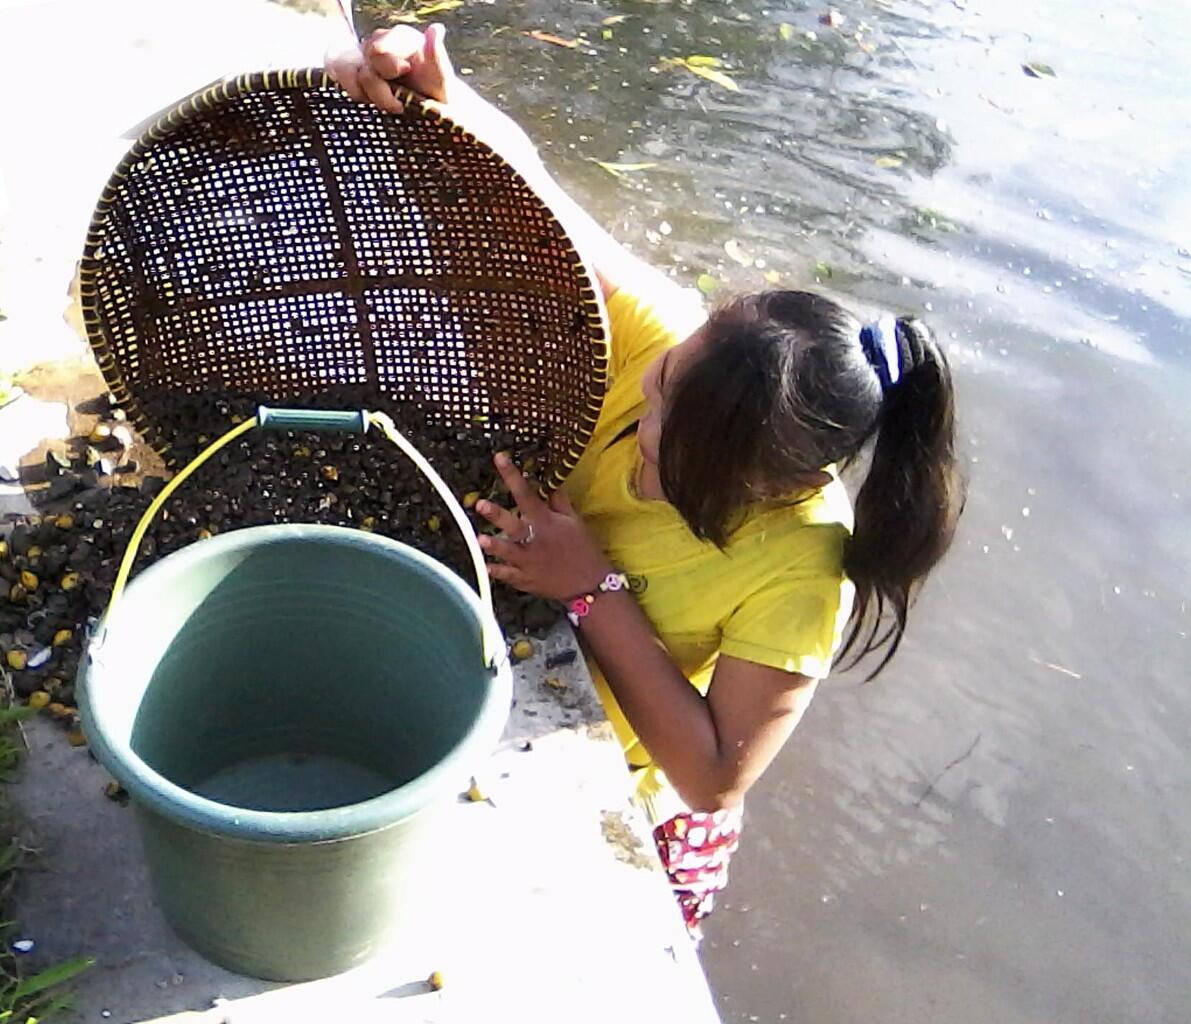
859;315;901;390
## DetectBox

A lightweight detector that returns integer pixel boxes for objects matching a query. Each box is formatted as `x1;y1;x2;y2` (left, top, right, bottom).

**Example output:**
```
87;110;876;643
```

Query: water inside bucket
192;753;396;812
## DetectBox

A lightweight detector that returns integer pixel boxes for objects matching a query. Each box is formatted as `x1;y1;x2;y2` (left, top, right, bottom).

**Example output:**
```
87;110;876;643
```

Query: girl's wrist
565;570;633;627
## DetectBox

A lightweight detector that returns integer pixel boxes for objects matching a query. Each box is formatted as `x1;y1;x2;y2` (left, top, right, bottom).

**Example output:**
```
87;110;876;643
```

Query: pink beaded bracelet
565;571;628;627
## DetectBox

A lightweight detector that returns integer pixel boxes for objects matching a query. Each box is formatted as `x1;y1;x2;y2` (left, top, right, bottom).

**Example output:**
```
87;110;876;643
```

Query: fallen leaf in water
390;0;464;22
684;55;723;68
813;261;833;279
763;269;782;285
724;239;752;266
778;23;796;40
593;160;658;179
602;27;613;40
663;57;741;92
1038;659;1082;680
602;14;630;25
696;273;720;296
874;154;905;169
525;29;580;48
1022;61;1056;78
687;64;740;91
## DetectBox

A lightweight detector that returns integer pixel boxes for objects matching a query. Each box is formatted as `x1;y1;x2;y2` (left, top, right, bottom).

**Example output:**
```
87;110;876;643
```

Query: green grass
0;700;93;1022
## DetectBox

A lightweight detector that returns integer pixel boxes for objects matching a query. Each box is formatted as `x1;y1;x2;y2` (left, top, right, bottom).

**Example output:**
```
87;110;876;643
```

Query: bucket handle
106;407;503;670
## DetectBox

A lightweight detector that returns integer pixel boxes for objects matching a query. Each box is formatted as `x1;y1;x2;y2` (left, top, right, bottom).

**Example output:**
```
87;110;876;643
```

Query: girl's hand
325;23;456;114
475;454;613;602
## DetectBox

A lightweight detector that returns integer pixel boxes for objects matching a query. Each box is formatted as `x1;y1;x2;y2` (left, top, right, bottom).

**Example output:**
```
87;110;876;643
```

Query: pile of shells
0;385;560;731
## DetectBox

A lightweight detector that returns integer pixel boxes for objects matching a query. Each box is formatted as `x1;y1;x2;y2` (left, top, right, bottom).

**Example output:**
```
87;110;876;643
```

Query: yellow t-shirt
564;285;855;818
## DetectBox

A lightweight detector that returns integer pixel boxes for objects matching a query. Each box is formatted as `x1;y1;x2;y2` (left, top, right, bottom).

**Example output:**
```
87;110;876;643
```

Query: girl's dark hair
657;290;964;677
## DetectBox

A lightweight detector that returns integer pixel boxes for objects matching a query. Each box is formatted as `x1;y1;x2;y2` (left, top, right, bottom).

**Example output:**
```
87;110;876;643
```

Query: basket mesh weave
79;69;608;491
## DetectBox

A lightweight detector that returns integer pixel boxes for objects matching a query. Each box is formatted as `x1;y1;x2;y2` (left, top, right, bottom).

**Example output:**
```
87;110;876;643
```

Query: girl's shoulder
746;472;854;536
723;474;853;582
605;278;706;379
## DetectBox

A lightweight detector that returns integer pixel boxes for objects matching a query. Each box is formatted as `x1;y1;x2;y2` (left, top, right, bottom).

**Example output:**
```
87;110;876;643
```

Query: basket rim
77;67;610;493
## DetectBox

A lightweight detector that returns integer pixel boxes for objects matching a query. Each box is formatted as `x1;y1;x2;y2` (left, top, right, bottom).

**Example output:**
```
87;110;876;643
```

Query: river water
359;0;1191;1019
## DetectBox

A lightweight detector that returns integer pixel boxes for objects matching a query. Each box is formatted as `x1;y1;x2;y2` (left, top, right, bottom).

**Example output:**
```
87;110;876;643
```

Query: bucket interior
88;527;496;813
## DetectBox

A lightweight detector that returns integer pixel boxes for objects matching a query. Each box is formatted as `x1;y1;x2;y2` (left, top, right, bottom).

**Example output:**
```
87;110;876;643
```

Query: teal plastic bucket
78;410;512;981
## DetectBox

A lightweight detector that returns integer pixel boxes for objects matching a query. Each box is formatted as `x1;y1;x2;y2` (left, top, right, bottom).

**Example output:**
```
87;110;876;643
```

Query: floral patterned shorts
652;806;744;937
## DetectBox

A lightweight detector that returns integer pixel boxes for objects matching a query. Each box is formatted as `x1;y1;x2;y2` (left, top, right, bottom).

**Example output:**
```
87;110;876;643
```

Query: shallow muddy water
261;0;1191;1016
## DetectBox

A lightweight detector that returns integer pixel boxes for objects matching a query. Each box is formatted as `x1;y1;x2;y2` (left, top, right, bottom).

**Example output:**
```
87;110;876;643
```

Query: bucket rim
79;523;512;843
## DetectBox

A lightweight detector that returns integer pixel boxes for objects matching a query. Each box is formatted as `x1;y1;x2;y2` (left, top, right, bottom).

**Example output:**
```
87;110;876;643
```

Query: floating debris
593;160;658;180
389;0;464;23
1022;61;1056;79
661;56;741;92
524;29;580;49
724;239;752;266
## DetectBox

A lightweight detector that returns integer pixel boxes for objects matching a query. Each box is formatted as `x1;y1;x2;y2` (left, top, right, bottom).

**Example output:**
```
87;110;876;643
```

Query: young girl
328;25;963;936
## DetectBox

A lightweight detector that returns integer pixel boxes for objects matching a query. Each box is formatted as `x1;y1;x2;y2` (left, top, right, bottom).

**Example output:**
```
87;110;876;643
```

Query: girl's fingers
548;487;575;516
357;64;404;113
494;452;540;512
486;562;528;588
478;534;524;565
473;498;521;535
421;22;454;101
365;25;427;75
326;54;366;102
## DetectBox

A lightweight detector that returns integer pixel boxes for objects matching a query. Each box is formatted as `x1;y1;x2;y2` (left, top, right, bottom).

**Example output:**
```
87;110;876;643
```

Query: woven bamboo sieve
78;68;609;492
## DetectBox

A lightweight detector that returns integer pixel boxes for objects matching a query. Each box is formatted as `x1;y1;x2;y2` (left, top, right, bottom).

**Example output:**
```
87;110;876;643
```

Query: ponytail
840;318;964;677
